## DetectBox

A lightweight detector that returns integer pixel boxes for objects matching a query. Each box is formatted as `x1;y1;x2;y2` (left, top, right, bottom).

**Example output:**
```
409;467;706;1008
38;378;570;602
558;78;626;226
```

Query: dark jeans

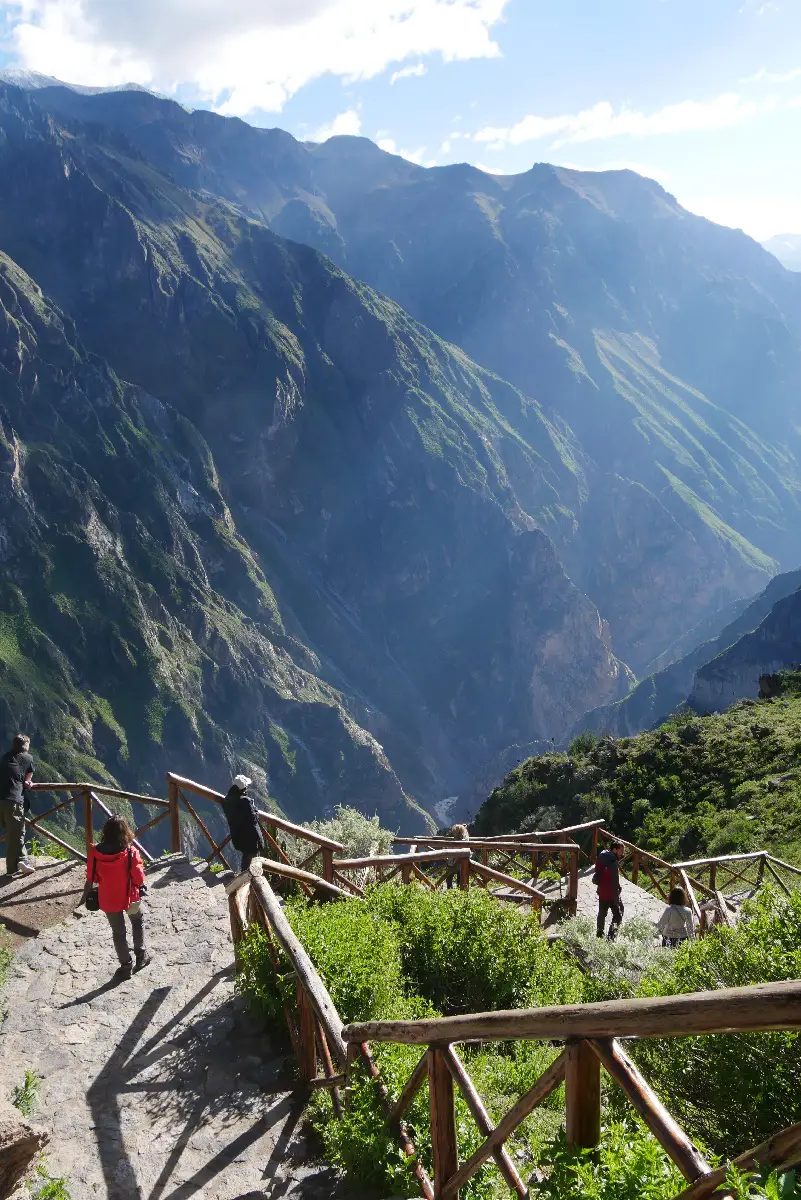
240;851;256;873
597;898;624;939
106;906;145;967
1;802;27;874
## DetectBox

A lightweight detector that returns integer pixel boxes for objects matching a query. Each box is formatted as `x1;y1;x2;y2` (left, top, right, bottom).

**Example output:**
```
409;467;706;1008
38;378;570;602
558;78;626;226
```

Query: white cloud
390;61;426;84
310;108;361;141
1;0;508;114
439;138;452;154
742;66;801;83
474;92;768;150
375;136;433;165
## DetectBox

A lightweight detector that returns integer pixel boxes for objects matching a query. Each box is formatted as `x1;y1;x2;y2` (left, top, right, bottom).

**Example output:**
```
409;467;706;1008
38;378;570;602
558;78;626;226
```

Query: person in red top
83;815;151;981
594;841;625;940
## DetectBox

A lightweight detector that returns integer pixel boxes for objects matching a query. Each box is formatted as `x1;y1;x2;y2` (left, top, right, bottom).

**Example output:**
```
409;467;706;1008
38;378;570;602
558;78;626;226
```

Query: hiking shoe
113;963;133;983
134;952;152;973
17;861;36;876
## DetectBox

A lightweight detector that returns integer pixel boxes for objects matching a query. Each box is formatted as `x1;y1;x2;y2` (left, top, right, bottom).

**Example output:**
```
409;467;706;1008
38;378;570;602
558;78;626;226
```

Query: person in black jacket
222;775;264;872
0;734;35;876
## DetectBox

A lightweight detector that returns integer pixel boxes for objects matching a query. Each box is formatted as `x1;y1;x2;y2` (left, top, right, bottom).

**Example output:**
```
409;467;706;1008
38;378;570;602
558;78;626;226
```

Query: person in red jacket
83;815;151;981
594;841;625;940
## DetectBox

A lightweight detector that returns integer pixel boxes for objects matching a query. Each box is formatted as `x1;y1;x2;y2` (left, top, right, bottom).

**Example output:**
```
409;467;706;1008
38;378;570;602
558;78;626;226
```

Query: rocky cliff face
575;567;801;737
688;588;801;715
0;84;631;825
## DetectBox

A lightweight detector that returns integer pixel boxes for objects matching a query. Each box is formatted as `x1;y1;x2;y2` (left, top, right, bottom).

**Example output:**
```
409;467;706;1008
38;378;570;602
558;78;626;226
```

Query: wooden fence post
296;985;317;1083
631;849;640;886
568;849;579;914
167;779;182;854
322;847;334;883
428;1047;459;1199
459;856;470;891
82;788;94;856
401;861;412;885
565;1039;601;1151
708;863;716;893
591;826;599;860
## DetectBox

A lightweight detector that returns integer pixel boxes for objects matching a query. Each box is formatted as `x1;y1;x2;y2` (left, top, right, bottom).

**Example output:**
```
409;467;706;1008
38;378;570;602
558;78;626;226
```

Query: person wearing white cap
222;774;264;872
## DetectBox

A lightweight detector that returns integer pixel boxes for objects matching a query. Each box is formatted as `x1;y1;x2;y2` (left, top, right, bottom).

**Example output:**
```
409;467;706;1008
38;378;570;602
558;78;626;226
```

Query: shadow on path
85;968;301;1199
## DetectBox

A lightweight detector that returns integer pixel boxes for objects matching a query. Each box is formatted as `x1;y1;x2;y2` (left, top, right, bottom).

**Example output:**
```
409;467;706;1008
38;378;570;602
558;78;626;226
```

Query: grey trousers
106;905;145;966
1;802;26;874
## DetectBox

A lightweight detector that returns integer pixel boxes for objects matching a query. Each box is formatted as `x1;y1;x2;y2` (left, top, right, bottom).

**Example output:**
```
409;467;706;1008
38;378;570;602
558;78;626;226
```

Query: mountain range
1;77;801;828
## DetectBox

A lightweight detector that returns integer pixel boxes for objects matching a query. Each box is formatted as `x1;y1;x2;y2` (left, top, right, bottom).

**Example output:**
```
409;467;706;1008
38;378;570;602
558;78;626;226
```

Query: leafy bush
530;1120;685;1199
237;883;801;1197
306;805;396;859
633;887;801;1156
559;915;671;1001
29;834;72;861
365;885;582;1014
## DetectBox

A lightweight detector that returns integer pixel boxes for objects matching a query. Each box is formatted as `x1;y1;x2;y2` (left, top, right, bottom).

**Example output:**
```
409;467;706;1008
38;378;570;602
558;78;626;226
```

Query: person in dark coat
594;841;625;940
0;734;35;876
222;775;264;872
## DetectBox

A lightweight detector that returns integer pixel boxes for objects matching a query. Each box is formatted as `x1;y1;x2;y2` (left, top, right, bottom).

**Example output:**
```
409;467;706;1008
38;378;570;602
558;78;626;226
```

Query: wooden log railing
342;981;801;1199
18;782;170;863
227;863;436;1199
165;773;344;884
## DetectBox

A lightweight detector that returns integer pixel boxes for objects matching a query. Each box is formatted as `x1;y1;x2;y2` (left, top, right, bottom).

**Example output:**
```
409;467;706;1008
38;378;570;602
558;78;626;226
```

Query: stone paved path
0;856;355;1199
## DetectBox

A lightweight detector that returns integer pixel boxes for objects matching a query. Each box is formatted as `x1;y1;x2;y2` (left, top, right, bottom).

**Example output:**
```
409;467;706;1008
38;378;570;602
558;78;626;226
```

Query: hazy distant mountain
762;234;801;272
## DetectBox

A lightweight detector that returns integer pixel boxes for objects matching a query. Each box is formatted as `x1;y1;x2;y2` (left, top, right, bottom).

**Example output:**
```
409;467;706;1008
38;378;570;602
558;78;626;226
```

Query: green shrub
559;915;671;1001
633;887;801;1156
365;885;582;1014
29;835;72;862
530;1120;685;1199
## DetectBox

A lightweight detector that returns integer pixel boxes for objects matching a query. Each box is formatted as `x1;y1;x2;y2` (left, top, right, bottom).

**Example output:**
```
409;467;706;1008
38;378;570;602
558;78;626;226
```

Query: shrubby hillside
472;669;801;865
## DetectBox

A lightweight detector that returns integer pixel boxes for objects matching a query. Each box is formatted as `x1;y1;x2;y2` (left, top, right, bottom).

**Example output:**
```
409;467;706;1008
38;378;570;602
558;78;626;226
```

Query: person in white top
656;886;696;947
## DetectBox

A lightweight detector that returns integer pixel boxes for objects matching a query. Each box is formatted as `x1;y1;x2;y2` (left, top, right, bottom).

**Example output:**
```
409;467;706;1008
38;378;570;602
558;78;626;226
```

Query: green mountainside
472;668;801;865
20;84;801;672
0;84;635;825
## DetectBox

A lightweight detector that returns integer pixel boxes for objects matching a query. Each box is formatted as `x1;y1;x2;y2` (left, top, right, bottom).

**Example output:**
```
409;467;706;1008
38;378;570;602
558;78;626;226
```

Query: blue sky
1;0;800;238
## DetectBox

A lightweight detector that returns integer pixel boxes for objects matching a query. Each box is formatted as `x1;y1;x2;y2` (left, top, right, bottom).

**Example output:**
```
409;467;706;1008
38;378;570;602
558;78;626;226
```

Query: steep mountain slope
16;83;801;673
0;83;631;822
0;250;419;827
688;587;801;715
574;567;801;737
472;669;801;865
